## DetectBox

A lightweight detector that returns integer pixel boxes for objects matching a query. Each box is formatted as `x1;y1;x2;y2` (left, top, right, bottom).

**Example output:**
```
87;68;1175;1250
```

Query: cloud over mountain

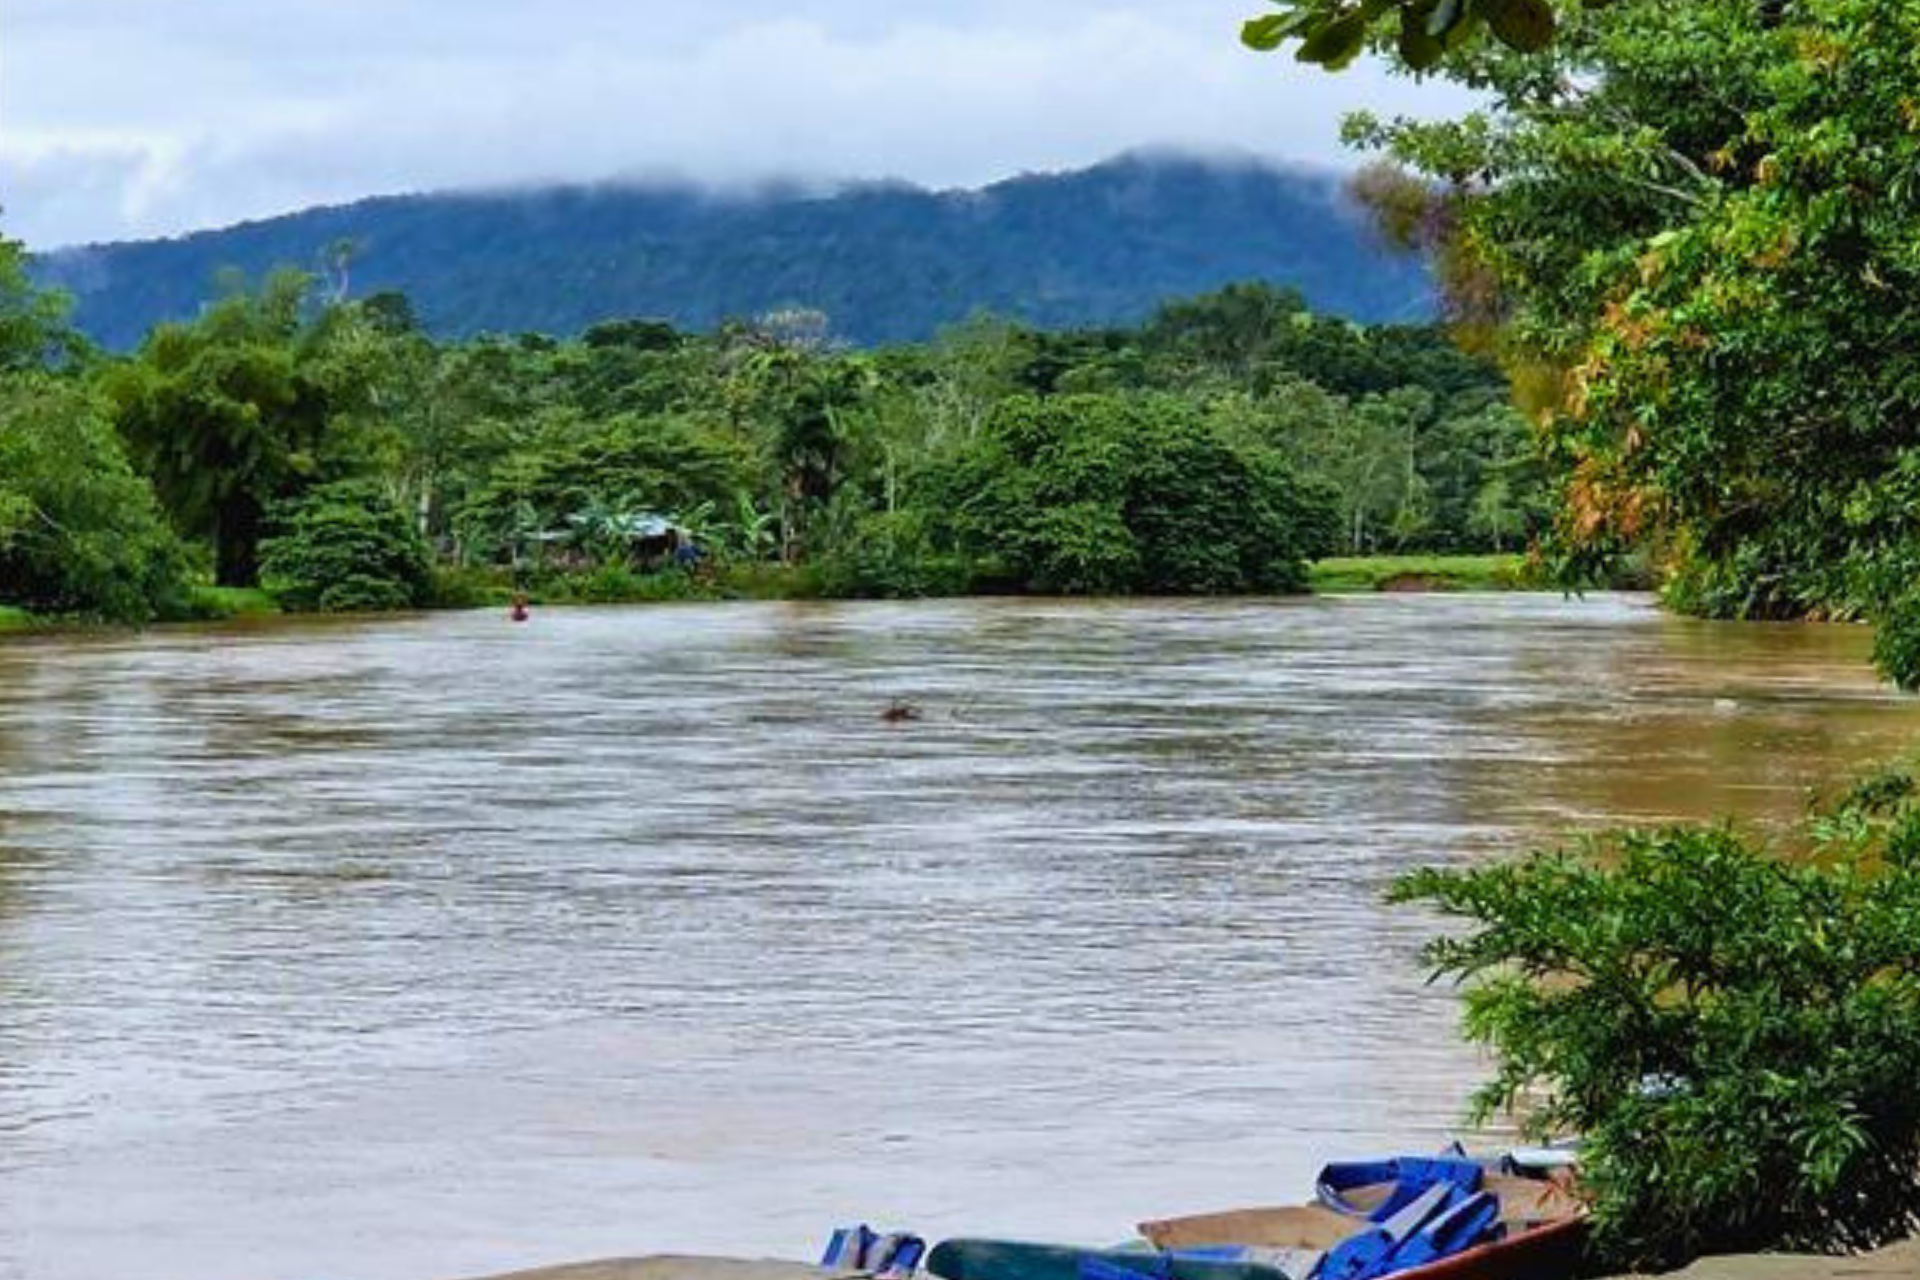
2;0;1472;248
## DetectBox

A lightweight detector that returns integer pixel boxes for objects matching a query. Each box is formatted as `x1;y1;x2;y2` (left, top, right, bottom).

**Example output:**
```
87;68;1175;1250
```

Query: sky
2;0;1474;250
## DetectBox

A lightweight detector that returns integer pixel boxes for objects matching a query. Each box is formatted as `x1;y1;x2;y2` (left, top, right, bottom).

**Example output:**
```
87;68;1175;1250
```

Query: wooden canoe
927;1174;1588;1280
1136;1174;1589;1280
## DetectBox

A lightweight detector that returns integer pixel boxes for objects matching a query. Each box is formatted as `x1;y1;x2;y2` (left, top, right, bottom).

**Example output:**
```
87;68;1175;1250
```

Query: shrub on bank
424;564;513;610
814;510;976;599
259;481;432;613
1872;592;1920;692
927;393;1337;596
183;585;281;620
1394;769;1920;1270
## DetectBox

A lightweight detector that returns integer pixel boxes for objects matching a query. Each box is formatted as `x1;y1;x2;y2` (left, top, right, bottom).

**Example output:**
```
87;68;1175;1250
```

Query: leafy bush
183;586;281;620
1393;774;1920;1269
424;565;513;609
1873;592;1920;693
259;480;431;612
928;393;1336;595
815;509;977;599
710;562;828;601
523;563;713;604
0;376;187;622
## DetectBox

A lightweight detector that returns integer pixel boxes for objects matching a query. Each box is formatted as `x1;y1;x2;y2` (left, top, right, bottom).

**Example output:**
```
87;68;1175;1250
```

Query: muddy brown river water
1;594;1917;1280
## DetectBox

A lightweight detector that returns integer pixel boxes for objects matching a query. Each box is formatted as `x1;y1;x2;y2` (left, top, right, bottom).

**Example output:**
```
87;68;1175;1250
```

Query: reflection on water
0;594;1913;1280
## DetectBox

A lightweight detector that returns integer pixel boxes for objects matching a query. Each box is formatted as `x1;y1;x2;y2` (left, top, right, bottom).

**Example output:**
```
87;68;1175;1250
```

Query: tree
0;377;186;620
930;393;1336;594
1468;473;1524;550
910;315;1035;450
1428;401;1542;552
1325;0;1920;679
0;230;86;374
454;410;754;565
259;480;431;612
1282;387;1434;554
101;270;369;585
1143;282;1312;381
0;228;182;621
723;331;879;563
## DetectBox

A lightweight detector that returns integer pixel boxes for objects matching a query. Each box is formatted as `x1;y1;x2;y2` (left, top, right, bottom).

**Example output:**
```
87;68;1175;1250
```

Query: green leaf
1426;0;1467;38
1241;14;1293;50
1241;4;1320;50
1400;3;1448;66
1296;9;1371;67
1477;0;1556;51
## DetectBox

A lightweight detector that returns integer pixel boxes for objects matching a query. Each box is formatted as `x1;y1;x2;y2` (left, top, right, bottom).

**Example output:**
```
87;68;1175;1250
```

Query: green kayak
926;1240;1294;1280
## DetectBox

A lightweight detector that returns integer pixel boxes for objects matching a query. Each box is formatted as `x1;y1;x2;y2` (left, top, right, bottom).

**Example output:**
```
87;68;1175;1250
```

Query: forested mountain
35;153;1433;349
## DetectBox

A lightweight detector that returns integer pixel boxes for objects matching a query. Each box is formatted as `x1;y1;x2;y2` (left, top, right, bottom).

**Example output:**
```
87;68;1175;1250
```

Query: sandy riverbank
1621;1237;1920;1278
447;1242;1920;1280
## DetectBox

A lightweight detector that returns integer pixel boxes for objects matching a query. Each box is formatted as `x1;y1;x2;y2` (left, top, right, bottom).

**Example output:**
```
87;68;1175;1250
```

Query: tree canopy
1279;0;1920;684
100;270;379;585
1240;0;1777;71
0;230;186;622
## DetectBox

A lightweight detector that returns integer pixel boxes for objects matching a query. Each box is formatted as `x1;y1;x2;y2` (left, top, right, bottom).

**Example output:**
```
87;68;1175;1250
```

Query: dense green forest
0;225;1537;623
32;155;1434;350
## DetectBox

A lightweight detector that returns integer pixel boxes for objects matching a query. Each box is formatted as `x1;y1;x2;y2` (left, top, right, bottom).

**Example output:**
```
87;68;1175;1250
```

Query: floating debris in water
881;700;923;723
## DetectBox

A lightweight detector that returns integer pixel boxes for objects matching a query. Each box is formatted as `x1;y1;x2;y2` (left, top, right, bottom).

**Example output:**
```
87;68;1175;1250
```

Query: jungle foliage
1234;4;1920;1262
0;233;188;622
931;394;1340;594
1395;762;1920;1267
1292;0;1920;686
259;480;432;613
1;247;1543;617
0;375;187;622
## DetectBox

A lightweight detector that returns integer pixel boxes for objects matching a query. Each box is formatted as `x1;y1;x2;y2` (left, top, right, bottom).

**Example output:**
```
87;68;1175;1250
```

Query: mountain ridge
35;152;1436;348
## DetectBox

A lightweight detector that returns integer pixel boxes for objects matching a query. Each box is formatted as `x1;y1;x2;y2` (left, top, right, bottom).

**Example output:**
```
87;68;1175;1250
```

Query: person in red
509;592;530;623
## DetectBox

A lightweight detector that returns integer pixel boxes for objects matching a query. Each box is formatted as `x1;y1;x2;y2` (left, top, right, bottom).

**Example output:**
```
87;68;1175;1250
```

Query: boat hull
926;1216;1587;1280
928;1241;1292;1280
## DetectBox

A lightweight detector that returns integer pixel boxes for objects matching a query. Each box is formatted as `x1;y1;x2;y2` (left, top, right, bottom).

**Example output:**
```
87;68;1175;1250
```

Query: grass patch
186;585;283;619
0;604;42;633
1309;553;1538;594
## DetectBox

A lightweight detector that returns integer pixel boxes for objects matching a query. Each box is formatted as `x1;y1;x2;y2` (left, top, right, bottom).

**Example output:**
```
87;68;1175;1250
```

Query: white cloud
0;1;1473;248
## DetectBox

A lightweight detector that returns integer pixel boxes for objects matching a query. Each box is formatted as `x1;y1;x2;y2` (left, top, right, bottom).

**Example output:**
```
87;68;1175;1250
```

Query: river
0;594;1915;1280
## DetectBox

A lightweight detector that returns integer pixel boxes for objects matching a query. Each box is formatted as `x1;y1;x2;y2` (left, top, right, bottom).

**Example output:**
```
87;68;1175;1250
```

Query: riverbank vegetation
1253;0;1920;688
1307;553;1534;593
0;228;1552;625
1398;761;1920;1269
1233;0;1920;1268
